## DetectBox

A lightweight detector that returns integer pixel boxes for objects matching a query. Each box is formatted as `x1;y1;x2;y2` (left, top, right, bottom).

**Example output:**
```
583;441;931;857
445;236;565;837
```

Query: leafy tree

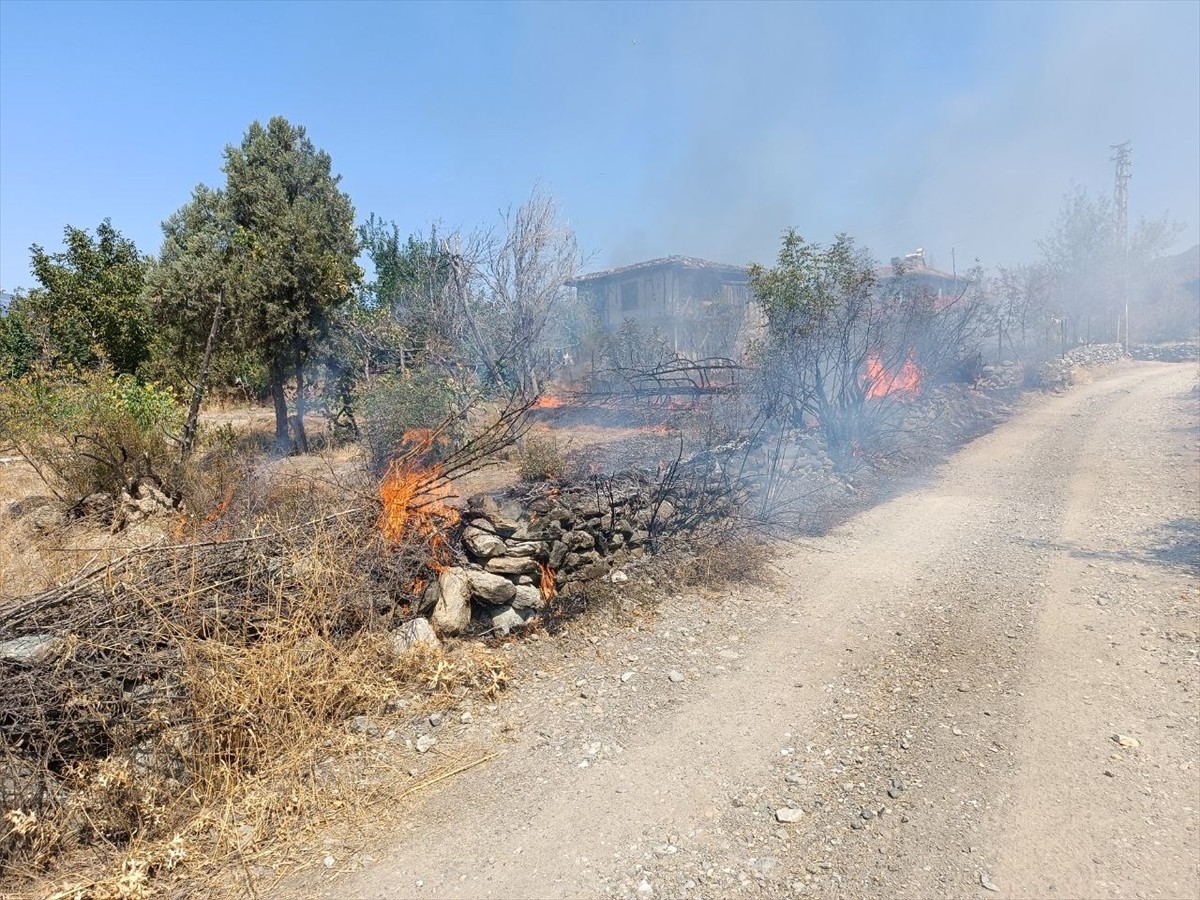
0;293;39;378
221;117;361;452
1038;185;1180;346
146;185;245;456
23;221;149;373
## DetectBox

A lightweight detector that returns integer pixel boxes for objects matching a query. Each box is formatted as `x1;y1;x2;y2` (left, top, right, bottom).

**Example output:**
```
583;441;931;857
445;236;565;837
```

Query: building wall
581;263;753;358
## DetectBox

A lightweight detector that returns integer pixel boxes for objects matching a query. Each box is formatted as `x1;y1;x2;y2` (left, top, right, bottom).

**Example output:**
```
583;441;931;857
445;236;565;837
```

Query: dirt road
309;362;1198;900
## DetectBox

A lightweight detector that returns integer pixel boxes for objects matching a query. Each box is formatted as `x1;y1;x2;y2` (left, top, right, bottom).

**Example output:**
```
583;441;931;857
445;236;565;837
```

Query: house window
621;282;638;312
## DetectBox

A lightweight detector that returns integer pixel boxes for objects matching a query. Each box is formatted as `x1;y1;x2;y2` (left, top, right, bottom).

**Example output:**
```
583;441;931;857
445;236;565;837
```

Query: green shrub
0;367;185;501
358;369;457;474
518;429;566;482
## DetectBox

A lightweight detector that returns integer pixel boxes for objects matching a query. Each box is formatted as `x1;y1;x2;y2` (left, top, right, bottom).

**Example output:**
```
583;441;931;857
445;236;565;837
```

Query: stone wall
1130;340;1200;362
427;472;731;636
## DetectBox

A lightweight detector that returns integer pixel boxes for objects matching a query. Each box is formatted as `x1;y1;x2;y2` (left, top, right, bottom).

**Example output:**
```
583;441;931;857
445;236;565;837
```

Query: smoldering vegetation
1;110;1197;898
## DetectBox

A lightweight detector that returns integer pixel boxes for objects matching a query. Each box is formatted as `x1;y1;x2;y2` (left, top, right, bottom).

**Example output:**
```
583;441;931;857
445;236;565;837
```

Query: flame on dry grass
865;351;921;399
532;394;566;410
378;429;460;569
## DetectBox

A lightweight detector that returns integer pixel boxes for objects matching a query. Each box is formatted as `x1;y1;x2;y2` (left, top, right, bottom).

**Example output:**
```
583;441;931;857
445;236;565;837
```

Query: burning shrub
359;369;458;475
746;230;989;468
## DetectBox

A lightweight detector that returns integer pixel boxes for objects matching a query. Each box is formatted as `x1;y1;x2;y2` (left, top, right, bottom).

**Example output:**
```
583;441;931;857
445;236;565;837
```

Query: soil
284;361;1199;900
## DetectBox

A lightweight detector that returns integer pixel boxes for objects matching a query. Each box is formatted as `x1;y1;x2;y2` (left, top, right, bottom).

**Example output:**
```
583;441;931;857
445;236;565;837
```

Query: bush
518;428;566;481
359;369;457;474
0;367;184;502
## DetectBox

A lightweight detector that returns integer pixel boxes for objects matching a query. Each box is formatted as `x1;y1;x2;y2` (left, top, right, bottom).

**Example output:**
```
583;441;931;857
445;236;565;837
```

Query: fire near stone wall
425;472;729;636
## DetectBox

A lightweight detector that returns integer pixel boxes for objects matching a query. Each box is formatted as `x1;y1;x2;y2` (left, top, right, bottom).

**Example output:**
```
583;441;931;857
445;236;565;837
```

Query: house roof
570;255;748;284
876;262;958;281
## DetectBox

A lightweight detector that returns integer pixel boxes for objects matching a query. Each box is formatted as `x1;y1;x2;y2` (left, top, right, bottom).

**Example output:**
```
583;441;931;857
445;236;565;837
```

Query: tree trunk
270;361;290;454
292;341;309;454
179;291;224;460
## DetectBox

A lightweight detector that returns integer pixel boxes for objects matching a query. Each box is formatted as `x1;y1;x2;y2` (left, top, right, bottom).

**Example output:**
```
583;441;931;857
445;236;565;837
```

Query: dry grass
1;447;511;899
3;398;761;897
6;608;510;898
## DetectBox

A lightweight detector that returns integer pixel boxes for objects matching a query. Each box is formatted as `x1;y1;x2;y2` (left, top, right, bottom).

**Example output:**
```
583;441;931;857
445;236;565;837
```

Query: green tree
222;117;361;452
146;184;246;456
1038;185;1179;347
24;221;149;373
0;292;39;378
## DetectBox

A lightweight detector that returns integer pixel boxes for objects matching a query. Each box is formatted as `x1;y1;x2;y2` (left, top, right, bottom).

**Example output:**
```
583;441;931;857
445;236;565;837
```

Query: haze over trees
1037;184;1181;348
0;111;1194;485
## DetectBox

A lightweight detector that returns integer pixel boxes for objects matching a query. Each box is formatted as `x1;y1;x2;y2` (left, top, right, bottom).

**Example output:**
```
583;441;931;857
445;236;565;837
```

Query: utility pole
1111;141;1132;351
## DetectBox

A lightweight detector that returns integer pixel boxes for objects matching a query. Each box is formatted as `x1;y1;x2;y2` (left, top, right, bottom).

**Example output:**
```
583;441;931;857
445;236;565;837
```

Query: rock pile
429;471;732;636
1063;342;1128;367
73;482;179;533
1130;340;1200;362
1039;343;1127;389
899;383;1013;440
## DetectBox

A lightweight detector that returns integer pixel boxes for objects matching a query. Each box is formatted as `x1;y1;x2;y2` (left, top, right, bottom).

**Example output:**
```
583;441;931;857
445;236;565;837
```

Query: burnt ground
280;361;1198;900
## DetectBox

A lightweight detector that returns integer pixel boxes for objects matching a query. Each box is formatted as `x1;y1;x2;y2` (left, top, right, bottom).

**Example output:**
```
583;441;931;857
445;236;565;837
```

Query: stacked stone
430;479;666;636
1130;341;1200;362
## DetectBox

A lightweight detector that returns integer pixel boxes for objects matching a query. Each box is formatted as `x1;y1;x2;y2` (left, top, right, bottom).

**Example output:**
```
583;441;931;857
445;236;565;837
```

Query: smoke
2;3;1195;288
593;2;1200;270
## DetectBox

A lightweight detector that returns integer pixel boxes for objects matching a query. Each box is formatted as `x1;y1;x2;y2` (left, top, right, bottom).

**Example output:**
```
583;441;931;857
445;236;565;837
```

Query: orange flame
865;351;921;399
533;394;566;409
378;429;460;571
538;562;557;602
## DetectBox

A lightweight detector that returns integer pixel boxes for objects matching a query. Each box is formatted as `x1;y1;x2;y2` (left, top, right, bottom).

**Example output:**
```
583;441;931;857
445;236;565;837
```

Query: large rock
565;550;600;569
463;524;508;559
489;604;534;636
0;634;64;665
547;505;576;525
511;518;563;542
432;568;472;634
578;560;611;582
564;530;595;551
466;497;523;535
502;540;543;557
485;555;540;576
388;617;441;655
416;579;441;615
512;584;546;611
465;569;517;605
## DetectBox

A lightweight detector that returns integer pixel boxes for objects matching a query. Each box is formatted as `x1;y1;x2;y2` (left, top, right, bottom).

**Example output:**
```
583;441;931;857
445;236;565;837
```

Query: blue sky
1;0;1197;291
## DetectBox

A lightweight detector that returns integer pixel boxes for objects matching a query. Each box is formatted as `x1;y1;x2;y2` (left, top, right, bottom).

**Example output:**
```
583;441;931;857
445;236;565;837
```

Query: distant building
570;256;755;358
877;249;961;307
